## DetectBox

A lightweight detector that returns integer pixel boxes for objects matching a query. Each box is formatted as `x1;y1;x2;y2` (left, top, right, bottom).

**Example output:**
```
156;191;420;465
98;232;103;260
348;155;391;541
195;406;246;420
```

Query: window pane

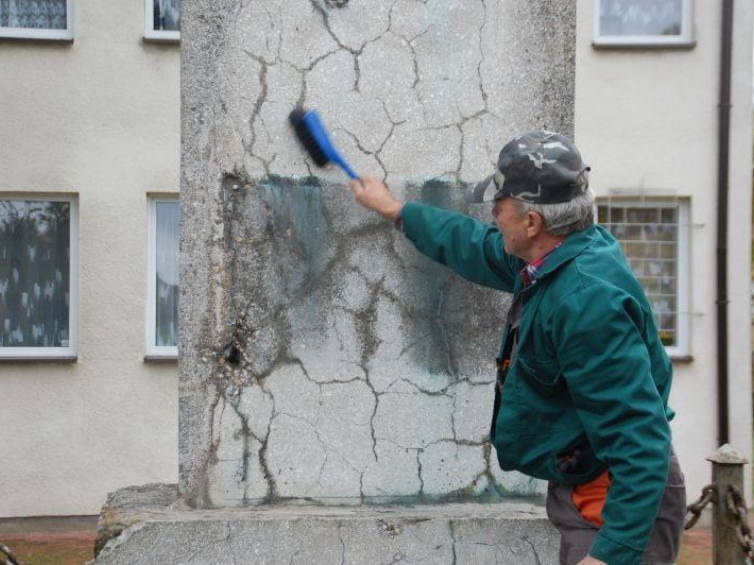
599;0;683;37
0;200;70;348
600;201;680;347
0;0;68;30
597;205;608;224
155;202;179;347
153;0;180;32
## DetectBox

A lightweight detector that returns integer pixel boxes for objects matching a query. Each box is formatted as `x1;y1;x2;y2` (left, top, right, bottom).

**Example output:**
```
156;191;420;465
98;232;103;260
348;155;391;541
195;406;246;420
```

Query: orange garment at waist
572;470;611;527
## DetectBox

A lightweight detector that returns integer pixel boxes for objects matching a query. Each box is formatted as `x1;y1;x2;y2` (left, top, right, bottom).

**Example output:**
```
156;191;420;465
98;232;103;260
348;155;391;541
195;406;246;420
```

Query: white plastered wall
575;0;754;501
0;0;180;516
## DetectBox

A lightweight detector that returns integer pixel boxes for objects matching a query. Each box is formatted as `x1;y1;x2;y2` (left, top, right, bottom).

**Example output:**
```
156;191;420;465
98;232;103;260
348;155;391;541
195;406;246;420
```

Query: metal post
707;444;749;564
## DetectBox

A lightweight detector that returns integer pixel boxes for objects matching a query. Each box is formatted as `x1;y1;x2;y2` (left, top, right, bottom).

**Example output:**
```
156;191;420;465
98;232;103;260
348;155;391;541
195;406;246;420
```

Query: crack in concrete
372;98;406;180
433;289;456;377
182;515;232;563
522;535;544;565
183;387;223;509
477;0;489;113
449;521;458;565
404;26;432;90
239;50;272;177
308;0;356;56
255;382;278;502
338;523;346;565
363;367;380;463
416;450;425;497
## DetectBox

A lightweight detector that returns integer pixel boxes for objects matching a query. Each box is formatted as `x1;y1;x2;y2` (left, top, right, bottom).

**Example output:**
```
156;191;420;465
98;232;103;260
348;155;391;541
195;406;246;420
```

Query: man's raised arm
349;175;520;292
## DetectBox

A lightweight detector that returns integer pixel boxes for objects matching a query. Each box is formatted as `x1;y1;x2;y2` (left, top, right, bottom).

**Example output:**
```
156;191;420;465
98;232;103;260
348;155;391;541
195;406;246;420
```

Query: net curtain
0;0;67;30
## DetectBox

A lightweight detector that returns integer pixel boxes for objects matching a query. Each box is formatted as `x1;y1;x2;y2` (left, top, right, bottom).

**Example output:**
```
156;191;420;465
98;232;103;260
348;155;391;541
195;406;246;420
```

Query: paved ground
679;528;714;564
0;528;713;564
1;531;97;565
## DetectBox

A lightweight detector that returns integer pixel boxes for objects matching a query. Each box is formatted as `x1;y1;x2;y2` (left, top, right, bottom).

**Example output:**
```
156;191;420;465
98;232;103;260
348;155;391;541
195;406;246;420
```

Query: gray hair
514;188;596;236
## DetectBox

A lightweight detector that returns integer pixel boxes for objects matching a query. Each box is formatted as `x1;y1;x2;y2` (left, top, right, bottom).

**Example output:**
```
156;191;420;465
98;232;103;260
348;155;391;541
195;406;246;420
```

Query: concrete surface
179;0;575;509
0;522;717;565
93;483;559;564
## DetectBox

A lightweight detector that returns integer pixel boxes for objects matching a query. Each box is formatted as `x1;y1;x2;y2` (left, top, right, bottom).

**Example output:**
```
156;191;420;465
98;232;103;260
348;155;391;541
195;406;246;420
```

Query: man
348;131;686;565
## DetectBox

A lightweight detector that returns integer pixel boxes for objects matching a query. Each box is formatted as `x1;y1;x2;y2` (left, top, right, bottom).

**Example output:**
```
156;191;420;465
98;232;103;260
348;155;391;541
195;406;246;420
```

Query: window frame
593;0;695;48
146;195;179;359
0;0;74;41
144;0;180;42
597;197;691;359
0;194;79;360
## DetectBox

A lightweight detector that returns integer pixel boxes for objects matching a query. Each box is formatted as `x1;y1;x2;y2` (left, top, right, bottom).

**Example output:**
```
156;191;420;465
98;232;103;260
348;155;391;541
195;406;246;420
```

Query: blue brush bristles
289;108;359;180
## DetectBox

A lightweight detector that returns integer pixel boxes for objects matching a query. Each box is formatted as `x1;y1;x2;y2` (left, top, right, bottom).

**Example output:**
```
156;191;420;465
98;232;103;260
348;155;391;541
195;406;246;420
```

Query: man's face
491;197;532;259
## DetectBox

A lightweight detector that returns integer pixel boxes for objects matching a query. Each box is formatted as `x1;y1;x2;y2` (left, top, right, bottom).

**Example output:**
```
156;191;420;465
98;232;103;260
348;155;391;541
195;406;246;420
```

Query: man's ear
526;210;544;237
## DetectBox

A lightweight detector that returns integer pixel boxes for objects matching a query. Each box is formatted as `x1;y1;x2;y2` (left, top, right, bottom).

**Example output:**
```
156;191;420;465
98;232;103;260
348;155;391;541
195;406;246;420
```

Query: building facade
0;0;752;517
0;0;180;516
576;0;754;501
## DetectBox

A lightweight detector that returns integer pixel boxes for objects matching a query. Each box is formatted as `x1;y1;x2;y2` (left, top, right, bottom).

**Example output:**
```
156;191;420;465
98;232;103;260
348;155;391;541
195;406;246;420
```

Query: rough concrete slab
180;0;576;508
94;485;559;565
94;484;181;556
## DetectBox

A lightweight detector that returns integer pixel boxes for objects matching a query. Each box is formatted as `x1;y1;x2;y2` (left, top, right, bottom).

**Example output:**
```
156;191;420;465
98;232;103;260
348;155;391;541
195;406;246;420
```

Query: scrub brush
289;108;359;180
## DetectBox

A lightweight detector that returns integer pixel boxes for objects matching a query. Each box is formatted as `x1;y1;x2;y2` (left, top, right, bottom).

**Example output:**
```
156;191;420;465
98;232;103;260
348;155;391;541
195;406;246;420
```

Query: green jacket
401;202;674;565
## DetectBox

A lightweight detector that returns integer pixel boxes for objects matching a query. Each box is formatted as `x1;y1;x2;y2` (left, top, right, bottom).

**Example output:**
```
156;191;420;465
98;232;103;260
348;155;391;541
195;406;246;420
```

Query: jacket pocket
515;356;564;398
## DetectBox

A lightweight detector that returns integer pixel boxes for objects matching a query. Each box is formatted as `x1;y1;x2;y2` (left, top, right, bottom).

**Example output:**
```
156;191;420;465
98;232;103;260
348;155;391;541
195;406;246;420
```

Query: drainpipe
716;0;734;445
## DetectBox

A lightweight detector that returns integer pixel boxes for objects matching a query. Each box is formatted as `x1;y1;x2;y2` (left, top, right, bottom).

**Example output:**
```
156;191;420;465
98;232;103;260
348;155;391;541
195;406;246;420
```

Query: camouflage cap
464;131;591;204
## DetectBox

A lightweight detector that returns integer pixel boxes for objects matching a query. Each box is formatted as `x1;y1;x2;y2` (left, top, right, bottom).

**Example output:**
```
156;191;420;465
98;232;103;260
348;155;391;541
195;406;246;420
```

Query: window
594;0;694;48
0;0;74;41
0;197;78;359
144;0;179;42
147;197;179;358
598;198;690;357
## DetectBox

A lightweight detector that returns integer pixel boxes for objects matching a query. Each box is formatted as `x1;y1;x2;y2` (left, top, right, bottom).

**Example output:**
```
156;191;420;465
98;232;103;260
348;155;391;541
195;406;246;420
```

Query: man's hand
578;557;606;565
348;174;404;221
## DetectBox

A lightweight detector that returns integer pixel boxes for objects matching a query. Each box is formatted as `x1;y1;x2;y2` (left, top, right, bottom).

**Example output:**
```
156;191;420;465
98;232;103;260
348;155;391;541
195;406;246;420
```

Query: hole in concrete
223;343;241;366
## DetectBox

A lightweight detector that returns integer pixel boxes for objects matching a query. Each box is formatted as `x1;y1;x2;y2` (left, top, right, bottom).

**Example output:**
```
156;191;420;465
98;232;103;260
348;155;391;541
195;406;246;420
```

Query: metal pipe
716;0;734;445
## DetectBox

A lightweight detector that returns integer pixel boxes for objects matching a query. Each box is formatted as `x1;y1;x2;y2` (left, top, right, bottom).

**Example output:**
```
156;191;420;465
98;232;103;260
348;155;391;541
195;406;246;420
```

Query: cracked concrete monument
95;0;575;562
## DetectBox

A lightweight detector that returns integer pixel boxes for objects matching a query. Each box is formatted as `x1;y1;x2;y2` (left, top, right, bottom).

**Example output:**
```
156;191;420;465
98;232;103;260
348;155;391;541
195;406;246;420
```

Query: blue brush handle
331;153;359;180
303;111;360;180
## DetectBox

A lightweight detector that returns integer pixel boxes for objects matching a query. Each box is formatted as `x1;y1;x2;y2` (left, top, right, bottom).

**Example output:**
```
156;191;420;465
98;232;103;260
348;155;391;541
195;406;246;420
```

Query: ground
1;531;96;565
0;527;714;564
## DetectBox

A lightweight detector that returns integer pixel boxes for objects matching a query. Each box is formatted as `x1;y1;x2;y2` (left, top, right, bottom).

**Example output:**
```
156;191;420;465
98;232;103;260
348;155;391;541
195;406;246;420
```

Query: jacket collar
534;224;599;279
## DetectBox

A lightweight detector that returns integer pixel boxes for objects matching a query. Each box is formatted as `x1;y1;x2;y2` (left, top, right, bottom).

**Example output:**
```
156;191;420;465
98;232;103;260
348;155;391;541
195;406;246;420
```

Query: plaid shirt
520;242;563;290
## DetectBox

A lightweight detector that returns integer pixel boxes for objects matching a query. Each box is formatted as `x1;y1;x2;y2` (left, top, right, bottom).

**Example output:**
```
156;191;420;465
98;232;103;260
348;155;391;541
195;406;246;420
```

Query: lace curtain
155;202;179;347
153;0;179;32
0;201;71;348
600;0;683;37
0;0;67;30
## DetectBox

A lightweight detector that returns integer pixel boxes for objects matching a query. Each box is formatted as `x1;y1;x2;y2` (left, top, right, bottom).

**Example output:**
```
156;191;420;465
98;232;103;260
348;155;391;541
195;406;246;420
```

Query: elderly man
348;131;686;565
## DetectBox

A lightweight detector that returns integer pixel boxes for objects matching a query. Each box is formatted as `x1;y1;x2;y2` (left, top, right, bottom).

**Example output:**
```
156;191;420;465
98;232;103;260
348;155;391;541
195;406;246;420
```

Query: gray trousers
545;451;686;565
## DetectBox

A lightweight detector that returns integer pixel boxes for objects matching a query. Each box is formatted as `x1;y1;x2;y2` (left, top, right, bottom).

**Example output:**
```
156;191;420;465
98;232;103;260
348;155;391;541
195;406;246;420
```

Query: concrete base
94;485;559;564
